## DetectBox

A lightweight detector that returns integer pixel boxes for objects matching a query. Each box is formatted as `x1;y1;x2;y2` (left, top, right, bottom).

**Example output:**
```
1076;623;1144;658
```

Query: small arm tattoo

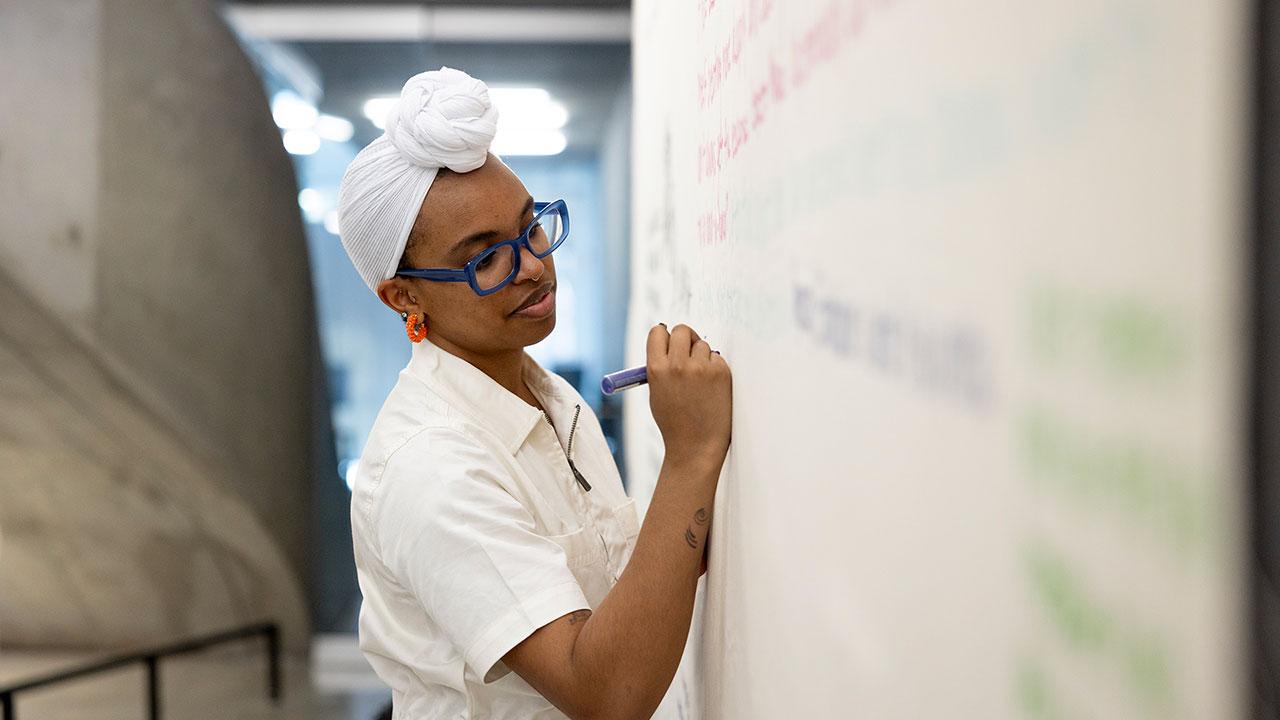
684;507;710;549
567;610;591;625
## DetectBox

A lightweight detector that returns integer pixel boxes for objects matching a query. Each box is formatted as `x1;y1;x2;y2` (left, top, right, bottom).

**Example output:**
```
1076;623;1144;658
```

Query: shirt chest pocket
546;523;613;609
610;497;641;572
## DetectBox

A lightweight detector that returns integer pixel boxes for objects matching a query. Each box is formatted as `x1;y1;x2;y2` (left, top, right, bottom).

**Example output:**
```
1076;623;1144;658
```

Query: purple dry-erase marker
601;349;722;395
601;365;648;395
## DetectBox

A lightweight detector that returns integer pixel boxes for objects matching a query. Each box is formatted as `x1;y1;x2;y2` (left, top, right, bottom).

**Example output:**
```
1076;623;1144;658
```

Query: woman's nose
516;243;546;281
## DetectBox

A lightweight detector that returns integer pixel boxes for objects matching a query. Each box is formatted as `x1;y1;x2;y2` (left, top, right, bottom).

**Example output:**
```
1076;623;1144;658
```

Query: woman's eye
476;254;493;268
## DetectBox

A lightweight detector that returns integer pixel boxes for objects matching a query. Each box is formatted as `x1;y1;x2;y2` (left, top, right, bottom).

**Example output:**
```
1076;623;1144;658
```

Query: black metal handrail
0;621;280;720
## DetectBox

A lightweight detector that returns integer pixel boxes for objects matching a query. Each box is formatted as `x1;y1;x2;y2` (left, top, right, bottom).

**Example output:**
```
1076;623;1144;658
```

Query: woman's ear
375;277;421;316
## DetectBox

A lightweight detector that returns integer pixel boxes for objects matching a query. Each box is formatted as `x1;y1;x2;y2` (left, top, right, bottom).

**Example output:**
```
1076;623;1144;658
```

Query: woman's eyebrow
448;196;536;256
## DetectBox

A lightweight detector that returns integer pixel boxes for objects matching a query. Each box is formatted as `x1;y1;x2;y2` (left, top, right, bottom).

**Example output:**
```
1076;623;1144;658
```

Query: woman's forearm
569;451;723;719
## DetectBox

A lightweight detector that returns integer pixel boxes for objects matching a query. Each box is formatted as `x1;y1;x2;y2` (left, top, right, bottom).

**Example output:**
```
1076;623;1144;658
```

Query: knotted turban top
337;66;499;291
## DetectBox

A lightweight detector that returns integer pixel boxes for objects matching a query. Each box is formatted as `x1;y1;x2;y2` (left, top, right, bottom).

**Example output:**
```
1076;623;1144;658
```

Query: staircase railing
0;621;280;720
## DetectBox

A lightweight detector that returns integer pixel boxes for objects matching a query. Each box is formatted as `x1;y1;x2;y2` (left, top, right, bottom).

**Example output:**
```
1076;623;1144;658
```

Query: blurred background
0;0;631;717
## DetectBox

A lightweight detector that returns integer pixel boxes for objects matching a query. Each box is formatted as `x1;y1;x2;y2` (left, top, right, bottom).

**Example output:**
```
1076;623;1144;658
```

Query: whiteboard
623;0;1251;717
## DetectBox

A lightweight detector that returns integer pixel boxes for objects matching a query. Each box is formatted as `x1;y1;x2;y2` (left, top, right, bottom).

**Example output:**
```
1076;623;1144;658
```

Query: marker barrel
601;365;648;395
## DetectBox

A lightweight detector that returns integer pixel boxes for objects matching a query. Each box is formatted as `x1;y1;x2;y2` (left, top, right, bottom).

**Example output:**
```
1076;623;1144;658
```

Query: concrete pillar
0;0;319;650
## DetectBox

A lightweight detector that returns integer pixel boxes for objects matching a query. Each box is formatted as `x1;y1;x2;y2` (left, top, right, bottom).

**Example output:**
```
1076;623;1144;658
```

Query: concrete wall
0;271;309;648
94;0;318;578
0;0;102;320
0;0;318;649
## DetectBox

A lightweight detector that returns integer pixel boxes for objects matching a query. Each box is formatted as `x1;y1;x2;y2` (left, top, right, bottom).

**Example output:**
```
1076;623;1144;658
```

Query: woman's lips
512;288;555;318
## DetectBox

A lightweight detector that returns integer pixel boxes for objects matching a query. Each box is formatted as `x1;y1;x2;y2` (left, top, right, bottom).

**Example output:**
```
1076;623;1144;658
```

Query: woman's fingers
691;334;712;360
649;321;714;364
646;323;670;367
668;323;696;359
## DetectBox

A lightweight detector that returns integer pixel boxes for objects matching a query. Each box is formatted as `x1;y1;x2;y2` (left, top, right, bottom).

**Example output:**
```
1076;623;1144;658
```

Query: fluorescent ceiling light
342;458;361;492
316;114;355;142
492;129;567;156
324;210;341;235
490;87;568;130
362;87;571;153
362;97;398;130
297;188;327;221
364;88;569;130
285;129;322;156
271;90;318;130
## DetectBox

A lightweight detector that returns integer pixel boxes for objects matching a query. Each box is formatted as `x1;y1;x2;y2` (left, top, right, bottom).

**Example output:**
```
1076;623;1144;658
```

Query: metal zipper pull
567;404;591;491
568;458;592;491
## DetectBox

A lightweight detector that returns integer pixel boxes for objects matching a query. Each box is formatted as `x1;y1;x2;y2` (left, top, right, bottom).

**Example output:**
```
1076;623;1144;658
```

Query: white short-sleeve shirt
350;336;641;719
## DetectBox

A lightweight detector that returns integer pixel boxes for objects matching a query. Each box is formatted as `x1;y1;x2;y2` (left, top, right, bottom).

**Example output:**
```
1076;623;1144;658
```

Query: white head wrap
337;66;499;291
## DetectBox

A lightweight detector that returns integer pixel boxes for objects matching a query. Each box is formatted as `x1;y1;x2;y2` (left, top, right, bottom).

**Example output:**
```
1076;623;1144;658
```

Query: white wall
627;0;1252;717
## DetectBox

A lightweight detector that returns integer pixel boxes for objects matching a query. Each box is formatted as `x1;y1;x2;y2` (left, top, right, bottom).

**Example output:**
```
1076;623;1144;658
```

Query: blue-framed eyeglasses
395;198;569;296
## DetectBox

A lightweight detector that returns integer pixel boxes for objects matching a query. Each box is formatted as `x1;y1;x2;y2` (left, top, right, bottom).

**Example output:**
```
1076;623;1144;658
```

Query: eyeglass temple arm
398;268;467;281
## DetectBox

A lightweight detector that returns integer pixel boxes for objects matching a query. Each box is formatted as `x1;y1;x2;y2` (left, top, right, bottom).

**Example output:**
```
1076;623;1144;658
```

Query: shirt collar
405;336;569;455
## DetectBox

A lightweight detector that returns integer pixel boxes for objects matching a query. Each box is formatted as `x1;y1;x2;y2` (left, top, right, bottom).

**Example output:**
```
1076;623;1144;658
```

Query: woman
338;67;732;719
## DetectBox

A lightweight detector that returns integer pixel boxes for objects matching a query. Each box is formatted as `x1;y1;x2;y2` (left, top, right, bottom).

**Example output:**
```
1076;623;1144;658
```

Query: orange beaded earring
402;311;428;343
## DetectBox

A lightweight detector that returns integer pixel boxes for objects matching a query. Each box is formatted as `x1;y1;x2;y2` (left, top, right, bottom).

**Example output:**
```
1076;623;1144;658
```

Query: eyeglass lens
472;207;565;291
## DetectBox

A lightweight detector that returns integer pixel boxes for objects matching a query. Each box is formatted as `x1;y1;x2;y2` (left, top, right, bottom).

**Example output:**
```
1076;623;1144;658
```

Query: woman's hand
646;322;733;469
